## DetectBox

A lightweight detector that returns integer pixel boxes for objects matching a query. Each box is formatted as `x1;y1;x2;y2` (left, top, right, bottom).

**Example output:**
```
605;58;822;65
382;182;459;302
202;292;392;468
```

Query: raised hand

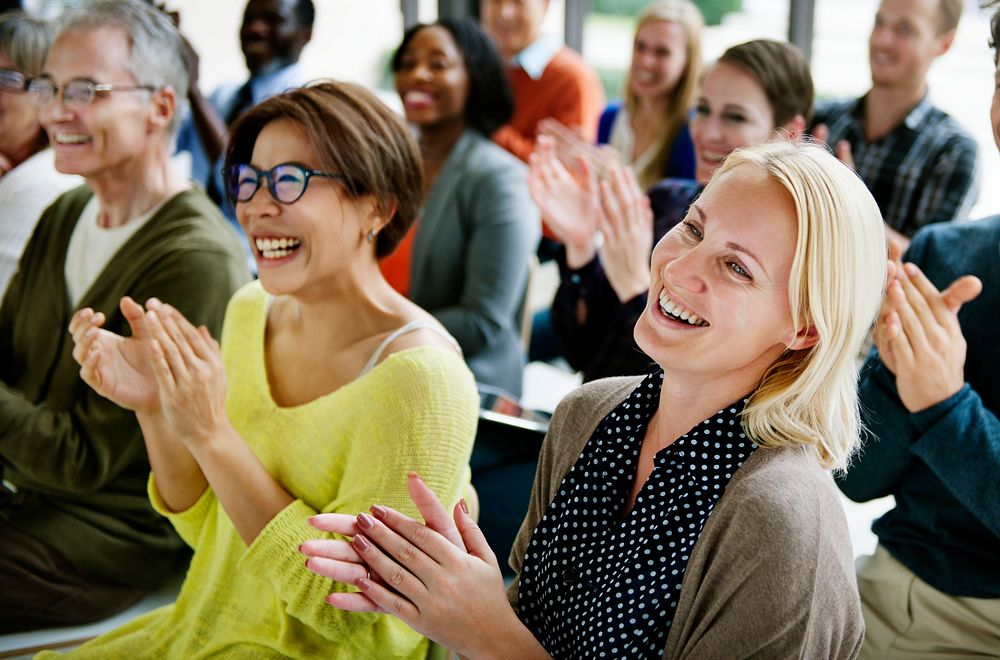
597;166;653;303
528;135;600;268
313;473;546;657
69;296;160;412
144;299;229;446
876;262;982;412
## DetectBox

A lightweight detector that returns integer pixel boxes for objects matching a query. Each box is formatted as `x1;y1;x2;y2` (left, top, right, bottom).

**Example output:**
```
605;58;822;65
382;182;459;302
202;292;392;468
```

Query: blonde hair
709;142;886;471
622;0;703;189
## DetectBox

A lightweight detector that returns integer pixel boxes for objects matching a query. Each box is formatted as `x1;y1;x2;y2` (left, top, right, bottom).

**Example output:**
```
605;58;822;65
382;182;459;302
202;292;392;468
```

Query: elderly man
835;3;1000;655
812;0;978;250
0;0;248;632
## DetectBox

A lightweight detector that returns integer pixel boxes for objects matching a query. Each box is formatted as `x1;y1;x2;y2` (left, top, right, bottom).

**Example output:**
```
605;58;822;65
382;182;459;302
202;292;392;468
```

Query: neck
864;81;927;140
88;142;186;228
634;94;668;119
272;259;408;349
417;120;466;188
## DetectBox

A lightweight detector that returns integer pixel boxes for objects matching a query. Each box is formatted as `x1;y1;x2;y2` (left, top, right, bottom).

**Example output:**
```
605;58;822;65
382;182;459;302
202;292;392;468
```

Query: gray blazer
410;130;540;397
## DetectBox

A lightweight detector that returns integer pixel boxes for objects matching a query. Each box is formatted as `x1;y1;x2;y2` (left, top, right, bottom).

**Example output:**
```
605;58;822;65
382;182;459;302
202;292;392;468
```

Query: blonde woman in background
303;141;887;658
597;0;703;188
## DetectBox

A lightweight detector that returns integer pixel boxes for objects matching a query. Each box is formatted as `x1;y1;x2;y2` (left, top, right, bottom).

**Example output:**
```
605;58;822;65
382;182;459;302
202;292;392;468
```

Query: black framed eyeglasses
0;68;29;94
26;76;156;107
225;163;346;205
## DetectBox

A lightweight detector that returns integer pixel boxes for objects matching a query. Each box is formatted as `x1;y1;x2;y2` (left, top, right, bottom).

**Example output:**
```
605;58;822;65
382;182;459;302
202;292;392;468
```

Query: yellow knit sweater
47;282;479;659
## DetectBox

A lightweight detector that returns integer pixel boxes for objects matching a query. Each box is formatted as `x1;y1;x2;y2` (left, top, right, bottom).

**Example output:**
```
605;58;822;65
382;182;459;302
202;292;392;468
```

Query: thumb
120;296;149;339
454;500;499;568
940;275;983;313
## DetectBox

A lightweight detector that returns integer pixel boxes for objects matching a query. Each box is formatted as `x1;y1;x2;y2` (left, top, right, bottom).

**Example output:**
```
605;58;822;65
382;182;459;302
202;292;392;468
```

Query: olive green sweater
508;377;864;659
0;185;250;588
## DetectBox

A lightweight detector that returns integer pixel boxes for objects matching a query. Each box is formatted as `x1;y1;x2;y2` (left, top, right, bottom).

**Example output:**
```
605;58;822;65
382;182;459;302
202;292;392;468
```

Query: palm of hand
90;327;160;412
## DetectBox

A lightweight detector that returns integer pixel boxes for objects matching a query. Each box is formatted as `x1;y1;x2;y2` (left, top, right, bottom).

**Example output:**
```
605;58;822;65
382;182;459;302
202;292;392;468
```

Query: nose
499;1;516;20
37;92;73;126
694;114;722;144
662;244;707;296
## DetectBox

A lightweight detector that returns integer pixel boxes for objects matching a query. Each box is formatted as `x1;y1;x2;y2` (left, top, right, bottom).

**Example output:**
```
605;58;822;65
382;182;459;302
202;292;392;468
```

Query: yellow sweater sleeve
236;347;478;649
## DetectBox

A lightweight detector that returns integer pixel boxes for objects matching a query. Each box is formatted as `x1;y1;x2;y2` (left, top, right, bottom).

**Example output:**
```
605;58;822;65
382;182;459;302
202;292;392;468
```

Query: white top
63;195;171;306
0;148;80;299
608;105;659;182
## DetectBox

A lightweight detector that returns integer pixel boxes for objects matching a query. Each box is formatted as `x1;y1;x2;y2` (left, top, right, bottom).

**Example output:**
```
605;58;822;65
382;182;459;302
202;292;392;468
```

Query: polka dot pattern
518;370;756;658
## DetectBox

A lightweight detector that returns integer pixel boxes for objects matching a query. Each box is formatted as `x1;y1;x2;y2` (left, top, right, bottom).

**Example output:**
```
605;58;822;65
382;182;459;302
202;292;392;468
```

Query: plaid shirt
812;94;979;237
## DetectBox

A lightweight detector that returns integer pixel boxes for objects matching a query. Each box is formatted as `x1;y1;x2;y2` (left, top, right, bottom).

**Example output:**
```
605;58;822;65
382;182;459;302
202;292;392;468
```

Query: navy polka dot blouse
517;370;757;658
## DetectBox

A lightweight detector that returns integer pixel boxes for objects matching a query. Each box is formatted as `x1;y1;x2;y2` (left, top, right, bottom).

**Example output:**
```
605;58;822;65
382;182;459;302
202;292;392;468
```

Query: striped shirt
812;94;979;237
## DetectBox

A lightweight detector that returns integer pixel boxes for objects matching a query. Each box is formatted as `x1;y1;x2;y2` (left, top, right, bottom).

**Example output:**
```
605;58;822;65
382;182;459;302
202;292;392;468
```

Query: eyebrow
691;204;770;278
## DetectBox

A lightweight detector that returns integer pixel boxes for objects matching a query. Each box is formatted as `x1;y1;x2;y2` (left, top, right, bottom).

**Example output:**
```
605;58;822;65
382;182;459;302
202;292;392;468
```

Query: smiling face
394;25;470;131
689;61;779;184
629;19;688;104
868;0;949;90
38;27;159;181
238;118;369;297
241;0;310;74
480;0;548;60
634;163;802;391
0;50;43;164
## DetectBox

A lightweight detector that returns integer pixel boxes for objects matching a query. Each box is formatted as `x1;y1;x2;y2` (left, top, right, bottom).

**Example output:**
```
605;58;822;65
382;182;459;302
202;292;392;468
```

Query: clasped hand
300;473;523;658
876;261;982;413
69;296;229;446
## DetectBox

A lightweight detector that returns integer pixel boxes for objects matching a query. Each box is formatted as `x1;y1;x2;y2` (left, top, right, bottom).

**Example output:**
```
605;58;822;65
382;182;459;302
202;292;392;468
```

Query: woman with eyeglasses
0;12;78;298
64;81;479;658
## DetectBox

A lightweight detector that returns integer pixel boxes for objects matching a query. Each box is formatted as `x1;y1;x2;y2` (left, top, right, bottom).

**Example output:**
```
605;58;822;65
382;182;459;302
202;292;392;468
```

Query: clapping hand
143;299;230;448
69;296;160;412
597;166;653;303
876;262;982;412
304;473;533;658
528;135;601;267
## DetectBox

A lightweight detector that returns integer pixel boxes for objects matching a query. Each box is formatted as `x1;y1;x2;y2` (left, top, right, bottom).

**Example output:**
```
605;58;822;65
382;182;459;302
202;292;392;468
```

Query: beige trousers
858;545;1000;659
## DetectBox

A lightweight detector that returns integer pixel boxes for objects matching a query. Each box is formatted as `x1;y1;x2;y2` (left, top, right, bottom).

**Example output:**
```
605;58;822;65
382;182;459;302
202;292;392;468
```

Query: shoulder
461;133;527;178
550;376;643;441
543;47;601;87
812;97;856;122
368;343;478;412
908;217;1000;267
146;189;246;258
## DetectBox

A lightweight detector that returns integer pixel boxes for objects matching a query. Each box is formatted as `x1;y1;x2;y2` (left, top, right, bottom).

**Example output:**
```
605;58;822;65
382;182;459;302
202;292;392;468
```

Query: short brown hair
718;39;814;127
225;81;423;259
936;0;962;33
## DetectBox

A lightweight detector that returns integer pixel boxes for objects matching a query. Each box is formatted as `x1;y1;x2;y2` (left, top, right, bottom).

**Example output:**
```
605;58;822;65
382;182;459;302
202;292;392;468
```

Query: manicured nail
370;505;388;520
297;543;304;553
459;498;469;514
356;576;372;590
353;534;370;551
356;512;374;530
903;263;918;276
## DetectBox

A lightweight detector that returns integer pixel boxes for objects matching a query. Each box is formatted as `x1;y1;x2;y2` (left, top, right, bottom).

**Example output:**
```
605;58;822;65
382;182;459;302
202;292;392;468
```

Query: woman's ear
780;114;807;141
368;197;398;234
786;323;819;351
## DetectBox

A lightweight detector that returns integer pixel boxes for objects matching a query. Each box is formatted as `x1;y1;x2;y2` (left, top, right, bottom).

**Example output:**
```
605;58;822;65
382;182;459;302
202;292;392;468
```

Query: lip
251;232;302;267
401;89;434;110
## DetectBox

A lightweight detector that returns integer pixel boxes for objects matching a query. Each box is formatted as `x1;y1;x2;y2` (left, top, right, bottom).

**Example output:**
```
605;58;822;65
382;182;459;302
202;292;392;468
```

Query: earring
366;229;374;244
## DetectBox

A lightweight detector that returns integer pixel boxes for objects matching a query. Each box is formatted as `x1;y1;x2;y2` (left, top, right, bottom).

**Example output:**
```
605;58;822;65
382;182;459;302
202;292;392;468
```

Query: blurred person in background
812;0;978;250
0;11;78;298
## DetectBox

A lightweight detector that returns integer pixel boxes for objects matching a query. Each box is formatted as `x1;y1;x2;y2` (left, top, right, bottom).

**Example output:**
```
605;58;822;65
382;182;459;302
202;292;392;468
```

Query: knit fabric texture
48;281;479;659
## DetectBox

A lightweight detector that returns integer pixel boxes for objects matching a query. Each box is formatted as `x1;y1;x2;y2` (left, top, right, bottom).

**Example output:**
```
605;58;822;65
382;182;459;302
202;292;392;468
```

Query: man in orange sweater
481;0;604;163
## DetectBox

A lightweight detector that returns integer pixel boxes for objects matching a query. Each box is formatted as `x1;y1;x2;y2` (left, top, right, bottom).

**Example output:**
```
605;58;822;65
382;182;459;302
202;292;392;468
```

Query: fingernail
353;534;370;551
355;576;372;590
356;513;374;530
297;543;304;553
370;505;388;520
459;498;469;514
904;263;918;276
304;558;310;568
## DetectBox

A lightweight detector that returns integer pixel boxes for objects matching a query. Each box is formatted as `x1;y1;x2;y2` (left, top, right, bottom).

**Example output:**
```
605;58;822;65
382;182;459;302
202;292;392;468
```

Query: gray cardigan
508;377;864;659
409;130;539;397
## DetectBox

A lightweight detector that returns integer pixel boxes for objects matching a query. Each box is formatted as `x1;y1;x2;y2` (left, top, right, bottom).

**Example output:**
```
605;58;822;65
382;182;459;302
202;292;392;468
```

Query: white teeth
54;134;90;144
658;290;708;327
635;71;655;82
254;237;300;258
404;91;433;105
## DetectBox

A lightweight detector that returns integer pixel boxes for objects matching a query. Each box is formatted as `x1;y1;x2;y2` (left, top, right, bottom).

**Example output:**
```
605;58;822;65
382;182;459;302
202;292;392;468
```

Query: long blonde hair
710;142;886;471
622;0;703;189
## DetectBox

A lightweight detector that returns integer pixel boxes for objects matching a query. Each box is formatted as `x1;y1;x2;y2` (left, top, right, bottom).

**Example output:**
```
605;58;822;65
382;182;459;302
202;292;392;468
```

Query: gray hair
0;11;54;77
55;0;188;138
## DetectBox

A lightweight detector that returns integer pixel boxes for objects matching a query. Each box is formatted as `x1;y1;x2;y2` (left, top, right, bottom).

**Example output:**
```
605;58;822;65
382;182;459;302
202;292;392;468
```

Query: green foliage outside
591;0;742;26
